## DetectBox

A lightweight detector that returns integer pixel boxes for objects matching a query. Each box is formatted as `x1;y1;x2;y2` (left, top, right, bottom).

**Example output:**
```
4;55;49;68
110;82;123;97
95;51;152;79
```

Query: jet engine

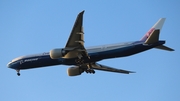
67;67;84;76
50;48;66;59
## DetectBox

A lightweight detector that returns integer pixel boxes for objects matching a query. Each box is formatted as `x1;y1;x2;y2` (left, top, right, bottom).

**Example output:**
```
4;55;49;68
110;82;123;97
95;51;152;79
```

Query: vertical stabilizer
140;18;174;51
141;18;166;42
151;18;165;30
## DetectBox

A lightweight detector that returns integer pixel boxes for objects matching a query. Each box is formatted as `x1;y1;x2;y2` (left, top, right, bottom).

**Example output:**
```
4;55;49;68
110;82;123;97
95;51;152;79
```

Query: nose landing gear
16;70;20;76
17;73;20;76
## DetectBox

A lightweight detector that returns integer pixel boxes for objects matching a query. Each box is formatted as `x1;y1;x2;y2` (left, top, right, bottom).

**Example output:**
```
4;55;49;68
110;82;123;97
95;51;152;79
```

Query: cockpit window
11;56;24;62
10;52;49;63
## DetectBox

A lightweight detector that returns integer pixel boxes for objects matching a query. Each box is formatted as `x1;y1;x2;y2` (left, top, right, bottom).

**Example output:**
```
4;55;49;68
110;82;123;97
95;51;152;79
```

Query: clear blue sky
1;1;179;101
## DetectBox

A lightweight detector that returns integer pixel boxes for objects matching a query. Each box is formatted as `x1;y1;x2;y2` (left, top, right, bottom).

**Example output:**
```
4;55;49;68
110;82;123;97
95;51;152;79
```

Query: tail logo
146;28;155;37
141;28;155;41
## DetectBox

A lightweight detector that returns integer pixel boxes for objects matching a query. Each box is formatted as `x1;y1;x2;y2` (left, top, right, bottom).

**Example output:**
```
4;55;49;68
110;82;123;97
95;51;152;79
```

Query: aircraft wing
65;10;85;48
64;11;89;58
91;63;135;74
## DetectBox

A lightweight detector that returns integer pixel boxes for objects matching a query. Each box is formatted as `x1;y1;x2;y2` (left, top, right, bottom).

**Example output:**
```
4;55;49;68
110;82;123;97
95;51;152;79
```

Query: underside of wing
63;11;89;58
91;63;135;74
65;10;85;48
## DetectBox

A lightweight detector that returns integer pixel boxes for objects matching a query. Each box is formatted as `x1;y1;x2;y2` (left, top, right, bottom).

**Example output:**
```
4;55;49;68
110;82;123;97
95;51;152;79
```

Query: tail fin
141;18;165;42
140;18;174;51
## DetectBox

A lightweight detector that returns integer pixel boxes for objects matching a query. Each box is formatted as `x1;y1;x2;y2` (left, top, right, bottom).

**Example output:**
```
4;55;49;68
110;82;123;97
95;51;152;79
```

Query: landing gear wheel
16;69;20;76
17;73;20;76
85;69;95;74
92;70;95;74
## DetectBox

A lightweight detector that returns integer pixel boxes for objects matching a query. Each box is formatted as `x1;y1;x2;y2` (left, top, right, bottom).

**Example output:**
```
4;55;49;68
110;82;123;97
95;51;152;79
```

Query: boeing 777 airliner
7;11;174;76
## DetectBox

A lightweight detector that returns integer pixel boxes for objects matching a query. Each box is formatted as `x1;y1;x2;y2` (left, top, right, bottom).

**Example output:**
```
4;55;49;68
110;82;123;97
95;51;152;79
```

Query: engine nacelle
67;67;84;76
49;48;66;59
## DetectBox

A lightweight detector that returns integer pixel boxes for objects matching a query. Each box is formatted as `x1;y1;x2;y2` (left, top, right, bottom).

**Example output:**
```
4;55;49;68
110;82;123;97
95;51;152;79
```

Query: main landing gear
85;69;95;74
76;54;95;74
85;63;95;74
16;70;20;76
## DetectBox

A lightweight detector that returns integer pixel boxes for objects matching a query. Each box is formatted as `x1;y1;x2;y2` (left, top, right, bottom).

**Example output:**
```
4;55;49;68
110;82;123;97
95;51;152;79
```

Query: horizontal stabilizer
155;45;174;51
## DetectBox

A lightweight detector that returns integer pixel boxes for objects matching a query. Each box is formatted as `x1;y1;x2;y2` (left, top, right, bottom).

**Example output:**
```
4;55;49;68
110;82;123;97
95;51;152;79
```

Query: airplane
7;11;174;76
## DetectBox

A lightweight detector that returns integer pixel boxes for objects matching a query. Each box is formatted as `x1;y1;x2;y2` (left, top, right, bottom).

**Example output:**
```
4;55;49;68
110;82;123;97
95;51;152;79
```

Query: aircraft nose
7;62;14;69
7;62;11;68
7;61;19;70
